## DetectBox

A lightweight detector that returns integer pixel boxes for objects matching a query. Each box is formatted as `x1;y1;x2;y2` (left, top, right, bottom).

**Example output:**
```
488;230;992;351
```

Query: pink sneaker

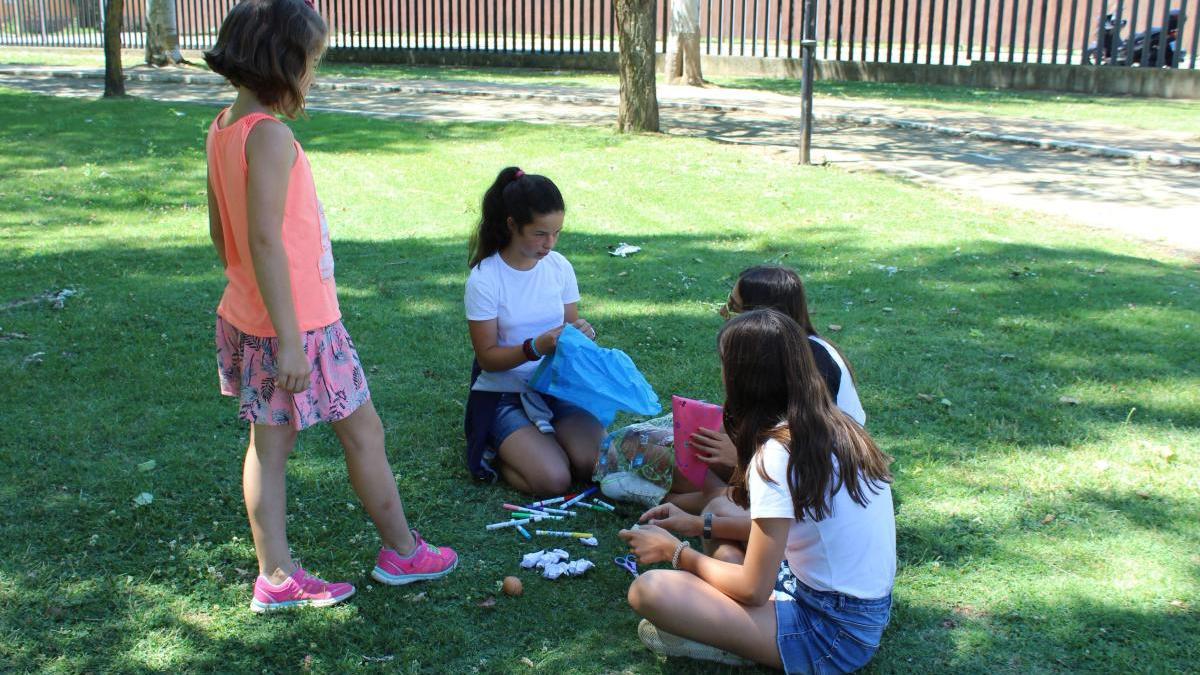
371;530;459;585
250;568;355;613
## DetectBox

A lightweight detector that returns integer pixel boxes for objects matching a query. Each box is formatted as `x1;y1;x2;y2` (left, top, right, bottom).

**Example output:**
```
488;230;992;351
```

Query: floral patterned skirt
216;315;370;431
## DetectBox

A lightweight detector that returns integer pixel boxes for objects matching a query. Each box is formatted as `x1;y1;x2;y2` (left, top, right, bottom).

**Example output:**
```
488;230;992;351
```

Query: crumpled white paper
520;549;594;579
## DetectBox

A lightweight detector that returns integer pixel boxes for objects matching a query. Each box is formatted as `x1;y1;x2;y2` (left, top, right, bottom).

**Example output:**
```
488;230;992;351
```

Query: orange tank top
207;109;340;337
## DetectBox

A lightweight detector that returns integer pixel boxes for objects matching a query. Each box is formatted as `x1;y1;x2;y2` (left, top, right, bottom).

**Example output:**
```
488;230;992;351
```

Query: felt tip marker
511;513;562;521
486;519;527;531
593;499;617;511
525;496;566;509
516;525;532;539
535;506;576;517
535;530;594;538
561;487;598;510
503;503;547;515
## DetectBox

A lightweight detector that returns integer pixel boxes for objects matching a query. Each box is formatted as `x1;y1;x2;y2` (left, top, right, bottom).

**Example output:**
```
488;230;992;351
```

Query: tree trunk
145;0;183;66
614;0;660;133
104;0;126;97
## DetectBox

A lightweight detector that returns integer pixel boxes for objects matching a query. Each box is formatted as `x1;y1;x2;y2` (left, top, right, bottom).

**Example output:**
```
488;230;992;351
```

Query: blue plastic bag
529;325;662;427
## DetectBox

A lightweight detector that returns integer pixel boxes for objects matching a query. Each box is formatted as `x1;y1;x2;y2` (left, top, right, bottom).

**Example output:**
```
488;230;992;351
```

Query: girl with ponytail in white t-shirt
463;167;604;494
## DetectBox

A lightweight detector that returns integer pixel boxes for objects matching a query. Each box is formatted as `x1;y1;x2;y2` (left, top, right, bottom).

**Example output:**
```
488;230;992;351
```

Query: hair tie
514;169;525;179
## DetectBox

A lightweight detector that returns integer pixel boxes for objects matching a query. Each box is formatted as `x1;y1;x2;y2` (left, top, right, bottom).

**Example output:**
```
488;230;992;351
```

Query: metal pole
799;0;817;164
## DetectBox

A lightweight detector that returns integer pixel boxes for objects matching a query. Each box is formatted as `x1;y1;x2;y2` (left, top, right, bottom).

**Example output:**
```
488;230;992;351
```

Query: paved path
3;66;1198;256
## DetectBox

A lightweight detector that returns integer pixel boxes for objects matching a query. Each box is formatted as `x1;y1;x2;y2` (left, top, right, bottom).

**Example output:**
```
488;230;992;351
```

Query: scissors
613;554;639;577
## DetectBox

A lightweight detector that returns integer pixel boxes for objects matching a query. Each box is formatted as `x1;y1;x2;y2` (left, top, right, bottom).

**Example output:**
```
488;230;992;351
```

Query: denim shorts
489;393;592;447
773;561;892;674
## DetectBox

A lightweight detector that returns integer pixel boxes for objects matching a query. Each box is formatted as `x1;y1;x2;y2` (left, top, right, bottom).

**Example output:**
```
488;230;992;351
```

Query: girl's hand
275;342;312;393
571;318;596;341
692;427;737;468
638;503;703;537
534;325;565;356
617;523;682;566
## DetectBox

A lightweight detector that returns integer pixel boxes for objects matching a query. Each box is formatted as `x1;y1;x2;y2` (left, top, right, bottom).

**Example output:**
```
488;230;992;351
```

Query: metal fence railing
2;0;1196;68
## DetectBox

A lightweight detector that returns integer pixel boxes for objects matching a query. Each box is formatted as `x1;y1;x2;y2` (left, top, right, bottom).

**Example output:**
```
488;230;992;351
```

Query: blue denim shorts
773;561;892;674
489;393;592;447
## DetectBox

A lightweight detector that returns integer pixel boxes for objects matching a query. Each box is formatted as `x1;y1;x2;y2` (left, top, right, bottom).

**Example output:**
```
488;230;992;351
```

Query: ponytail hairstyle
726;264;856;378
720;309;892;521
203;0;328;118
469;167;566;268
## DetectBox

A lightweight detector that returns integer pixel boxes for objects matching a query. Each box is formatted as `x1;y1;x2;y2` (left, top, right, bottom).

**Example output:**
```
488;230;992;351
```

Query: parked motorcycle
1086;9;1187;67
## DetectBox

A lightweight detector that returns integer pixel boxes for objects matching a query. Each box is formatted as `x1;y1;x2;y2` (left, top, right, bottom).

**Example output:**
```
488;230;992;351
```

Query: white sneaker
600;471;668;508
638;619;754;667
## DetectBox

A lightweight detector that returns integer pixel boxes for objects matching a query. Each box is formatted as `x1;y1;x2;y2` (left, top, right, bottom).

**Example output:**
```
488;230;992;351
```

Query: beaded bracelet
671;540;691;569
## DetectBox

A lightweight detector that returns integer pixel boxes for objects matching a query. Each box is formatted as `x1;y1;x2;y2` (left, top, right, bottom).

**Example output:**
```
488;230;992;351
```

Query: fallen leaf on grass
478;596;497;608
137;460;157;472
999;353;1016;361
408;592;427;602
1093;460;1110;471
1058;396;1081;406
362;655;395;663
520;657;536;667
1168;600;1188;610
1159;447;1176;462
917;393;934;402
133;492;154;507
1041;514;1056;525
882;307;894;313
302;654;313;671
1135;490;1151;499
941;619;957;629
827;324;842;332
939;398;953;408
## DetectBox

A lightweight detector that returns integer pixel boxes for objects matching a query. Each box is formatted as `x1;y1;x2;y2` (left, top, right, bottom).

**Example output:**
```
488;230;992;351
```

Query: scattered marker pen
535;529;591;538
525;496;566;509
486;519;528;531
561;487;598;510
593;499;617;511
516;525;532;539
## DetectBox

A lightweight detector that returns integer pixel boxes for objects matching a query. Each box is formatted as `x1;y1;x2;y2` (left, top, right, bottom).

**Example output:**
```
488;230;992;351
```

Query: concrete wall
325;47;1200;99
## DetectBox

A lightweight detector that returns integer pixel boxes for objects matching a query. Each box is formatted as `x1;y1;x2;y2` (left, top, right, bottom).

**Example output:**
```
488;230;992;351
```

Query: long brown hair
729;265;855;378
722;309;891;520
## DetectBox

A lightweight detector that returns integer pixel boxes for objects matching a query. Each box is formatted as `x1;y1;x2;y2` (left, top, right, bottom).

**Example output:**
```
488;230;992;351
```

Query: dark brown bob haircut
203;0;328;117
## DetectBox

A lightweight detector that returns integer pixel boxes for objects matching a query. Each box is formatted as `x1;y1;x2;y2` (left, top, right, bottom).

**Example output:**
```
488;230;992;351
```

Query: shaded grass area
4;46;1198;137
1;86;1198;673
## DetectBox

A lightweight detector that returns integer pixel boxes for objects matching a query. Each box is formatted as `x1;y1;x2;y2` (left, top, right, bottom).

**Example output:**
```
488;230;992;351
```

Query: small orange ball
502;576;523;597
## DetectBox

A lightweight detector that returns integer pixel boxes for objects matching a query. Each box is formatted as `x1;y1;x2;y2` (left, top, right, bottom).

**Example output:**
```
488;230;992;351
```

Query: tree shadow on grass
0;227;1197;670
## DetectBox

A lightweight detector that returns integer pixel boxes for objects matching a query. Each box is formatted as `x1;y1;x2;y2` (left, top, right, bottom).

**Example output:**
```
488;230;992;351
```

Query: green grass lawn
1;85;1198;673
5;46;1199;137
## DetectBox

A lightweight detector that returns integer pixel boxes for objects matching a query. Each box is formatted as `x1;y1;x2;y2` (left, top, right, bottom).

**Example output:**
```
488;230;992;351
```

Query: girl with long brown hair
619;309;895;672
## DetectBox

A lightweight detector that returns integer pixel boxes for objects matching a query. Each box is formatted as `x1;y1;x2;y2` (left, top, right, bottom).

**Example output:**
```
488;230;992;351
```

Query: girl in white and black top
664;265;865;514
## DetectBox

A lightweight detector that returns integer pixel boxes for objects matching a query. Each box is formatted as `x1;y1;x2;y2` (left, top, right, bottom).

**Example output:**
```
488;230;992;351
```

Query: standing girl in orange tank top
204;0;457;613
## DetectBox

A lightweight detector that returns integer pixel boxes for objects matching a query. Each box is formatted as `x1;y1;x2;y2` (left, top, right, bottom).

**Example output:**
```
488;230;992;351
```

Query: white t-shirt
809;336;866;426
465;251;580;392
749;438;896;599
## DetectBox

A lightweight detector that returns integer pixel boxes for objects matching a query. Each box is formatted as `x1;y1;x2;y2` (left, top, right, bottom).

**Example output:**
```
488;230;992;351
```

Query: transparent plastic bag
594;414;675;507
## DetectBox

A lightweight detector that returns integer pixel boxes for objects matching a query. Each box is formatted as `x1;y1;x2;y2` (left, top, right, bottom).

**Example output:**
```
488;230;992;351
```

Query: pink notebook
672;395;724;487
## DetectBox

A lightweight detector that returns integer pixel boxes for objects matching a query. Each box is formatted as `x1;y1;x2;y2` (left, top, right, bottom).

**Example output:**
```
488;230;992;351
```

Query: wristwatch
702;512;713;540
